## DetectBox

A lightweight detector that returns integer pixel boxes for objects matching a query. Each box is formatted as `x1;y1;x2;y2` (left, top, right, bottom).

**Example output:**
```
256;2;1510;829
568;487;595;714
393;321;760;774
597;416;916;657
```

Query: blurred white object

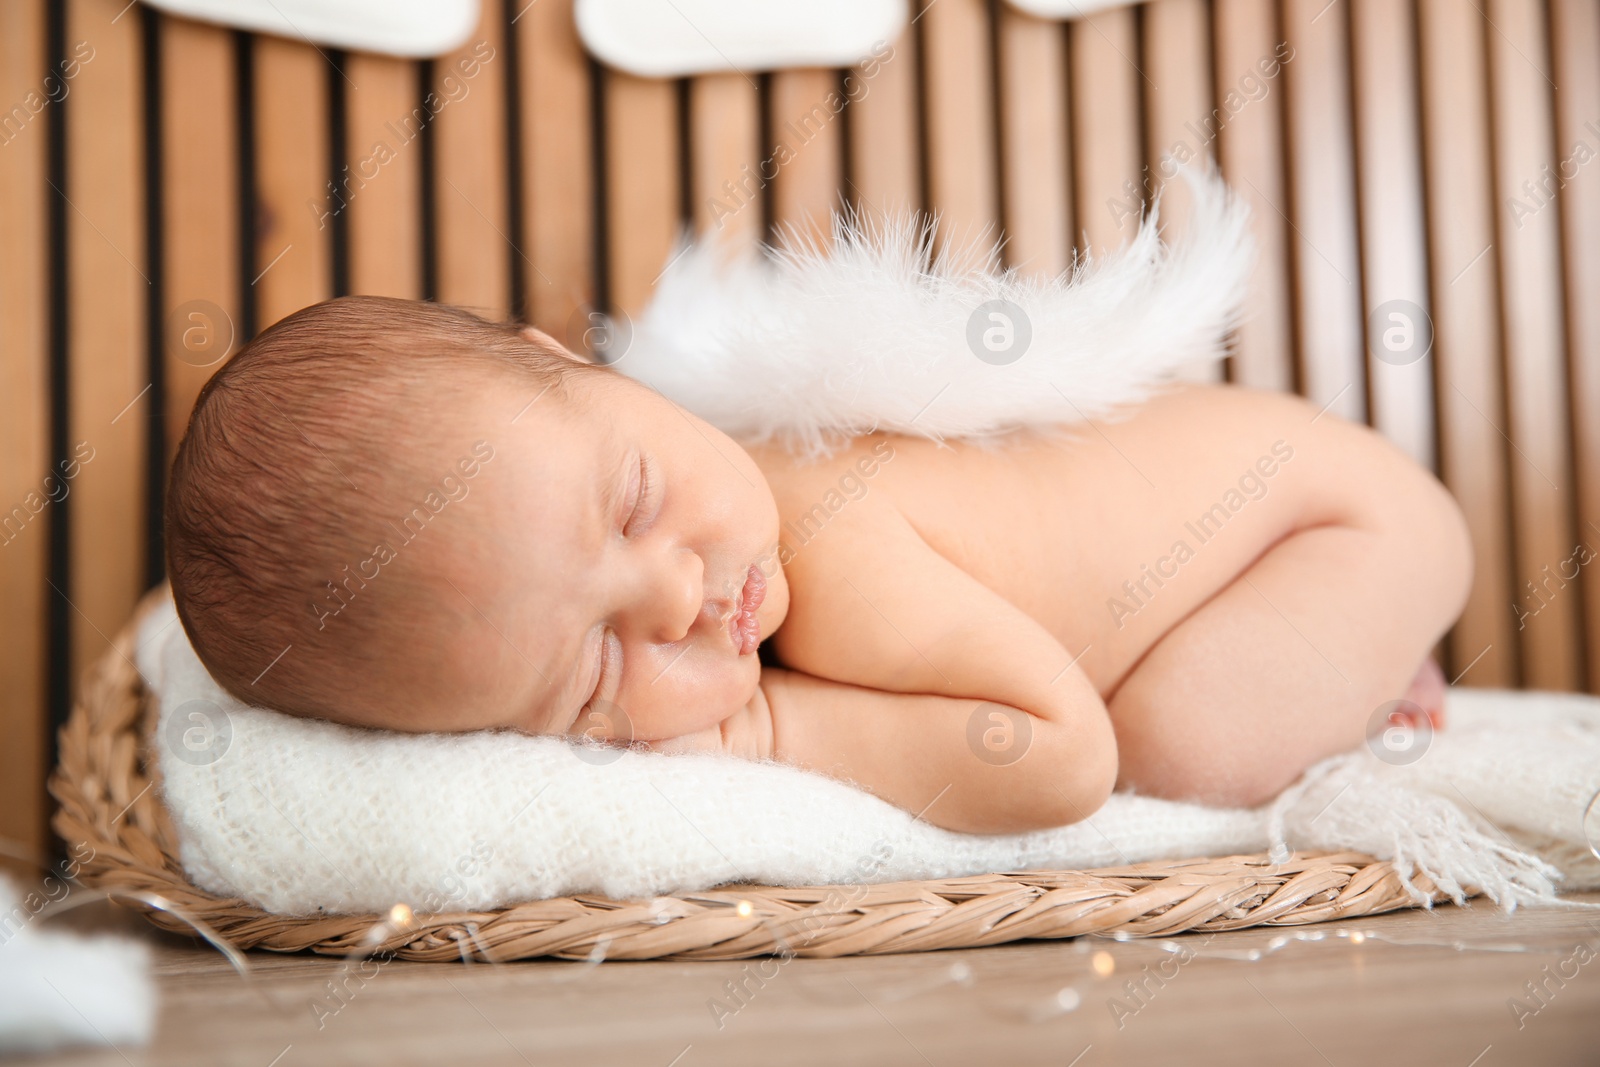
142;0;480;58
0;876;155;1056
576;0;906;76
1006;0;1134;16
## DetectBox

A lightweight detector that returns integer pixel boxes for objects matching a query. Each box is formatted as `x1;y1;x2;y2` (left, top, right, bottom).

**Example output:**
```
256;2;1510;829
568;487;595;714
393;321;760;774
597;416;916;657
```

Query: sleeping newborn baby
166;295;1470;834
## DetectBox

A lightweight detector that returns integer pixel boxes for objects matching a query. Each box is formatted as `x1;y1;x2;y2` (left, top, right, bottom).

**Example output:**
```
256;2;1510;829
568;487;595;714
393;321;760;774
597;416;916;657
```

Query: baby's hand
639;681;775;762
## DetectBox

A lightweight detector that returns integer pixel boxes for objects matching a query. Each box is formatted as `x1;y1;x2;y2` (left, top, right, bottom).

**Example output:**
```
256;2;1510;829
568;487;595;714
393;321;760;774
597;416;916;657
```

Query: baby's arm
764;486;1117;834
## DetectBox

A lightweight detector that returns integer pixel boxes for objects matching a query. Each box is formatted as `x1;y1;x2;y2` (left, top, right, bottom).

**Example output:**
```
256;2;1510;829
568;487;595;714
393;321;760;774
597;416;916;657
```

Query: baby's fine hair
166;295;592;720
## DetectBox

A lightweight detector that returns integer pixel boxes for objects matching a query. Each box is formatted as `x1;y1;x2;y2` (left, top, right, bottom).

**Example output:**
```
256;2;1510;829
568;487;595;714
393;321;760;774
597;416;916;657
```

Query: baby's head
166;295;788;743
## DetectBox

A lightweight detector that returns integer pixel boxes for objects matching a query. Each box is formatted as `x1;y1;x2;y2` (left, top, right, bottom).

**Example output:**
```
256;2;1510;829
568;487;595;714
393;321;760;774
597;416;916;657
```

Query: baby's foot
1398;656;1447;732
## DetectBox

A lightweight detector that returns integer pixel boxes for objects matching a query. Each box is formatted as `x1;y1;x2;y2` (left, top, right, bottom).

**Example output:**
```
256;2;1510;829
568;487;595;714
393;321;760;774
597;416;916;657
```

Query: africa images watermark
706;838;896;1030
307;39;496;230
1108;40;1295;230
1;441;97;548
1;40;95;148
1105;439;1296;629
311;440;496;630
1506;118;1600;230
704;39;896;230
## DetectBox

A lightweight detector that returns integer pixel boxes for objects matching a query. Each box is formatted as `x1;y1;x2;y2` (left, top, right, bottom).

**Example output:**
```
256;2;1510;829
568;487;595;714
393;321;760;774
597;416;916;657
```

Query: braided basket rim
48;589;1451;962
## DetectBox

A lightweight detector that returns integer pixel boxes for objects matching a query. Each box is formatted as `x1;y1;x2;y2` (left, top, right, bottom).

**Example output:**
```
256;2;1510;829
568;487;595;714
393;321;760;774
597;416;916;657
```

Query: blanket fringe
1267;753;1568;911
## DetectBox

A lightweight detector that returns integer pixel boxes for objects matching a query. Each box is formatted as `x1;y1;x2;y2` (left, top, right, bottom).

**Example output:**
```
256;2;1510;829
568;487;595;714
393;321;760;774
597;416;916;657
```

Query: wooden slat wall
1488;0;1581;691
253;36;331;327
996;7;1072;277
689;73;761;247
919;0;999;251
602;70;679;319
1551;0;1600;683
66;0;146;775
845;19;920;219
1070;8;1142;257
0;0;50;864
1349;0;1435;472
1280;0;1365;424
1212;0;1294;392
1417;0;1516;686
10;0;1600;861
517;0;595;335
160;17;238;456
769;69;844;246
344;53;423;299
434;0;510;318
1143;0;1225;383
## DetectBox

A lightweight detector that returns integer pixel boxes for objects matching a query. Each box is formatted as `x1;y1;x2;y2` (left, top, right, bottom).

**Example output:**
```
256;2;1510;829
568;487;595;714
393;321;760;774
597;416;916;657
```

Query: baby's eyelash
585;630;621;708
625;454;654;535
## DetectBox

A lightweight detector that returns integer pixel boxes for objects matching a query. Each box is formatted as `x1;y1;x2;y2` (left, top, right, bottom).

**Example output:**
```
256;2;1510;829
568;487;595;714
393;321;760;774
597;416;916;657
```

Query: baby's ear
519;324;594;365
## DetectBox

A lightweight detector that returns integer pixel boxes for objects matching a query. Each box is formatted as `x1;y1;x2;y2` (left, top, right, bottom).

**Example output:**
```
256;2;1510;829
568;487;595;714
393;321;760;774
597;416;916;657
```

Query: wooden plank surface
919;0;998;253
344;54;423;300
1416;0;1516;687
1280;0;1364;424
0;0;51;867
996;6;1071;278
1143;0;1223;383
252;36;330;328
603;70;680;319
769;69;843;248
1211;0;1294;392
689;72;761;248
516;0;595;337
1487;0;1581;691
66;0;148;710
22;892;1600;1065
1069;7;1142;258
845;23;920;219
1551;0;1600;691
433;0;510;318
160;16;239;456
1349;0;1435;471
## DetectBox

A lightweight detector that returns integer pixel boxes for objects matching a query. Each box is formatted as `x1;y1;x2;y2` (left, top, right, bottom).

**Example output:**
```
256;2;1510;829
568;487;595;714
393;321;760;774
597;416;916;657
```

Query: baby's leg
1105;396;1472;808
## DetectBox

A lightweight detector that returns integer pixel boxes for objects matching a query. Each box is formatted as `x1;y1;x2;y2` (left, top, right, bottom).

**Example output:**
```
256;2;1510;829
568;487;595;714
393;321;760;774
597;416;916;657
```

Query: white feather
611;163;1256;456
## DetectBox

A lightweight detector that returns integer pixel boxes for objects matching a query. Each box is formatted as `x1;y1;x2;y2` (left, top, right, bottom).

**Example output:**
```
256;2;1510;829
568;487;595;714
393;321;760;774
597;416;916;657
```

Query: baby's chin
626;657;762;742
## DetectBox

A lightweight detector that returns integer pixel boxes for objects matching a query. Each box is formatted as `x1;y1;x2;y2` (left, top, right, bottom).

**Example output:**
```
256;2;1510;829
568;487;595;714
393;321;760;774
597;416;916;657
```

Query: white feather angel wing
609;164;1256;456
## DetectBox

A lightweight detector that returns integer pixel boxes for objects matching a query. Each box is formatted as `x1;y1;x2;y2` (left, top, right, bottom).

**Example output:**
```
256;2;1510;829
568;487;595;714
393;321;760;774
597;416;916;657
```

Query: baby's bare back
745;381;1469;822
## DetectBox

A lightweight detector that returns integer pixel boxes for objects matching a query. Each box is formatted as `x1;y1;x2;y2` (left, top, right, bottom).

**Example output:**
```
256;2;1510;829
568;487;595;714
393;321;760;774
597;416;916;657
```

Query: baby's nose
633;549;706;644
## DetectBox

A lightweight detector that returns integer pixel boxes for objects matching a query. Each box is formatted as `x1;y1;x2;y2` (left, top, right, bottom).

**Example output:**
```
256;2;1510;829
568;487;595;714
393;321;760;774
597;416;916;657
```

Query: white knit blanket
141;592;1600;915
146;169;1600;915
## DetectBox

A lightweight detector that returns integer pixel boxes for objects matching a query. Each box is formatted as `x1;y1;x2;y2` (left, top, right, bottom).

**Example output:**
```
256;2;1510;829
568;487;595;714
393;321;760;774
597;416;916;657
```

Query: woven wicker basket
48;591;1458;962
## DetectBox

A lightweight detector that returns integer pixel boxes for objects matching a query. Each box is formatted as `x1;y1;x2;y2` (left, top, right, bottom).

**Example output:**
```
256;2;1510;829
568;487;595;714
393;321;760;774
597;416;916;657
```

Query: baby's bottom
1061;386;1473;808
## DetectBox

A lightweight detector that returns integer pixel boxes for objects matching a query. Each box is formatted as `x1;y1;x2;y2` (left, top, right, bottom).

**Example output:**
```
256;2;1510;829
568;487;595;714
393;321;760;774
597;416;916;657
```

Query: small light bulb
389;903;415;929
1092;951;1115;977
1350;930;1366;944
736;899;754;918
